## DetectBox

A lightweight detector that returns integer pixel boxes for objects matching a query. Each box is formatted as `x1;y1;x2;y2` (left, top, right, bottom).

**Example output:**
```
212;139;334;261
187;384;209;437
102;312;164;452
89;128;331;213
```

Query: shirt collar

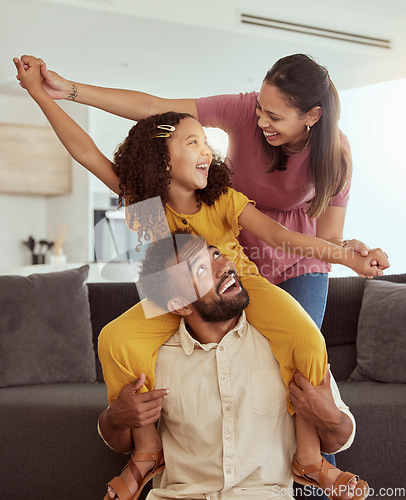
175;311;248;355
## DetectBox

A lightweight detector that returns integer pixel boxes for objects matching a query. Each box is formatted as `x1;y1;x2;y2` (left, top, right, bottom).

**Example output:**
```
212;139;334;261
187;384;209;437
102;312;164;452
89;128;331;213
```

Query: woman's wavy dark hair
261;54;352;217
113;111;231;243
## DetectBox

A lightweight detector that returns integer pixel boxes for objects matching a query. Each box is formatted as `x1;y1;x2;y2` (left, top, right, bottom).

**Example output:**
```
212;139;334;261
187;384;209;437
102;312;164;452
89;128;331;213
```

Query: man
98;233;356;500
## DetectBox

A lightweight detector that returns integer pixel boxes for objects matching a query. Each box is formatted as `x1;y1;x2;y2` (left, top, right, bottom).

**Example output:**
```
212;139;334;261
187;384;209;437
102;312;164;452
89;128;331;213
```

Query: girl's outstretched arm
238;203;390;278
14;56;121;195
15;55;198;121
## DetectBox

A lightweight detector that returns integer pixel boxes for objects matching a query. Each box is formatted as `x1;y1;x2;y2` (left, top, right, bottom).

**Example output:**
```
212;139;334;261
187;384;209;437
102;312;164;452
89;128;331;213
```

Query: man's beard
192;272;250;322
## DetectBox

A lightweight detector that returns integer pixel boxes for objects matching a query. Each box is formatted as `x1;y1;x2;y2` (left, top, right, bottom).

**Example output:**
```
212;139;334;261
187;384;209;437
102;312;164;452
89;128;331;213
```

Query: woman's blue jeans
278;273;335;500
277;272;329;330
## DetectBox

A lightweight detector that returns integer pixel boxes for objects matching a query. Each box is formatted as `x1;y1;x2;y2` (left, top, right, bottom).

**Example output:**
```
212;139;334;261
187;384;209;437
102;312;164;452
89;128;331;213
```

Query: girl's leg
106;423;164;499
293;416;357;500
278;273;335;500
98;299;181;404
277;273;329;329
241;273;327;414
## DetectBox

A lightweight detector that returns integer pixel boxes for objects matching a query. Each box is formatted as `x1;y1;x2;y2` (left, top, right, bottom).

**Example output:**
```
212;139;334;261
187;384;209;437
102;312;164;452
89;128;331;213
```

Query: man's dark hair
137;232;205;310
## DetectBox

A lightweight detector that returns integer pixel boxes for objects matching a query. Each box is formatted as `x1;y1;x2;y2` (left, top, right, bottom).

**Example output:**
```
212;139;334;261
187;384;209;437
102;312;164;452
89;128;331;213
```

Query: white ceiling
1;0;406;100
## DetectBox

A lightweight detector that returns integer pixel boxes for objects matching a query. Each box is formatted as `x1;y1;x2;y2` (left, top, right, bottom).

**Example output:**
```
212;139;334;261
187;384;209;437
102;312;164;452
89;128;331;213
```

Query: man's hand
289;366;341;431
107;373;169;430
289;366;354;453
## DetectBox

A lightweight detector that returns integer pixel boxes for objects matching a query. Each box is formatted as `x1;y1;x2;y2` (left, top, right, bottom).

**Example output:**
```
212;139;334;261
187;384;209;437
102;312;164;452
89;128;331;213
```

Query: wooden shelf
0;123;72;196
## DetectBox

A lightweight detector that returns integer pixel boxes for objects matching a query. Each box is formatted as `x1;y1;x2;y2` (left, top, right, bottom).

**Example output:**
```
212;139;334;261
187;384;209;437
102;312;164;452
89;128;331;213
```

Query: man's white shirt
147;312;355;500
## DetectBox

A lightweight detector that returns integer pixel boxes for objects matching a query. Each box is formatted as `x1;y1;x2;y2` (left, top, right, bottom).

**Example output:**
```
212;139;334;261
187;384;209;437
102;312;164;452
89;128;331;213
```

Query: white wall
0;94;92;268
46;101;93;263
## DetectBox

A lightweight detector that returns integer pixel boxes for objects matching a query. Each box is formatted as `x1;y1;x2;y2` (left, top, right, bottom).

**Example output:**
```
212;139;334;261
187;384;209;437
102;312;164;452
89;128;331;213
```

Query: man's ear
167;297;193;317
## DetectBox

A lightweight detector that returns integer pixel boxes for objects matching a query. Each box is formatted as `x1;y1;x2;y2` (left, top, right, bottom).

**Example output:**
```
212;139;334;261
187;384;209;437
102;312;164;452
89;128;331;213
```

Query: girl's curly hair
113;112;232;243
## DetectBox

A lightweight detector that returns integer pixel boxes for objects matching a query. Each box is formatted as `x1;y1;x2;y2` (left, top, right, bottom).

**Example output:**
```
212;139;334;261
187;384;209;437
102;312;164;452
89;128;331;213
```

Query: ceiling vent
240;13;391;49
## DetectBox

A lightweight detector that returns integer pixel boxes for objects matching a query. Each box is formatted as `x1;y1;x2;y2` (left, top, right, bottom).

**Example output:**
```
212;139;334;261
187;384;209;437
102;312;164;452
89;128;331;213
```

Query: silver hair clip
152;124;176;138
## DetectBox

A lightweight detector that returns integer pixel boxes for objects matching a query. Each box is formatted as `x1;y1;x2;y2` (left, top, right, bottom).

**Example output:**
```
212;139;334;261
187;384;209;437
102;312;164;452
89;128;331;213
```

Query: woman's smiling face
256;82;312;150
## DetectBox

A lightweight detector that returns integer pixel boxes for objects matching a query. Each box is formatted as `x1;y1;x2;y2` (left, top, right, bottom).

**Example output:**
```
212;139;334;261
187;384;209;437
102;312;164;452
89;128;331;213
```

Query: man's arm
289;366;354;454
98;373;169;454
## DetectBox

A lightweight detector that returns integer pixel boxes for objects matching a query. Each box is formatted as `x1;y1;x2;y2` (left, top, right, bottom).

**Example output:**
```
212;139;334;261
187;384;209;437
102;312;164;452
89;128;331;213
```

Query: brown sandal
104;447;164;500
292;456;369;500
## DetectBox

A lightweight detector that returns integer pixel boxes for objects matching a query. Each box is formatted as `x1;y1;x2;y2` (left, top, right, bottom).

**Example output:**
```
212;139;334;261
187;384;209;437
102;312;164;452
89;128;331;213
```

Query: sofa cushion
87;282;141;383
0;382;128;499
350;279;406;383
337;381;406;492
0;265;96;387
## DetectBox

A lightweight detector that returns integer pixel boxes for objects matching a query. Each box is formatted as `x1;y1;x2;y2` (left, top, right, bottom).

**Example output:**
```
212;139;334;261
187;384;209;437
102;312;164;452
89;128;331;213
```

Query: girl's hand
350;247;390;279
13;55;44;96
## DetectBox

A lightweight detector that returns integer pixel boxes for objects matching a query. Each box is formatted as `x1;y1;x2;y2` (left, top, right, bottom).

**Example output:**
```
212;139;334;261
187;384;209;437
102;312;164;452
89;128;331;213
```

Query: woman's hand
342;238;370;257
40;61;73;100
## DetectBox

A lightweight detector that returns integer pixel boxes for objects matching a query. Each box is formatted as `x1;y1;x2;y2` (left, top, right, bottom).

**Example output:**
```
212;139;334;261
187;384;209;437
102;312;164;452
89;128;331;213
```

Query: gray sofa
1;271;405;500
321;273;406;499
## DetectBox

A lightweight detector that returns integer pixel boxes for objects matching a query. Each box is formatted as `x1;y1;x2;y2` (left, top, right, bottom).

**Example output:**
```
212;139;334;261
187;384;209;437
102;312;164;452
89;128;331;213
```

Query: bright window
337;78;406;276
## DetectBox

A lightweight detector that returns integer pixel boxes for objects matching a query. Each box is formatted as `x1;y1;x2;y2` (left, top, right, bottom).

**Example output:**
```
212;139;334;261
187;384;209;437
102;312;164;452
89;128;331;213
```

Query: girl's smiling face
167;117;213;192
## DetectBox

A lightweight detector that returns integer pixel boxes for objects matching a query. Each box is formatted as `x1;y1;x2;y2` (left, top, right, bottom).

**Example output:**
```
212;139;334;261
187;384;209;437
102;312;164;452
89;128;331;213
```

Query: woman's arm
16;55;198;121
316;205;372;257
14;56;121;194
238;203;389;277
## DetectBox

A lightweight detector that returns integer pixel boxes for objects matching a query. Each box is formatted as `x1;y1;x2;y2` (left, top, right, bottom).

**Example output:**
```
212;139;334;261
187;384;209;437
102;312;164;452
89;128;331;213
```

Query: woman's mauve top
196;91;351;284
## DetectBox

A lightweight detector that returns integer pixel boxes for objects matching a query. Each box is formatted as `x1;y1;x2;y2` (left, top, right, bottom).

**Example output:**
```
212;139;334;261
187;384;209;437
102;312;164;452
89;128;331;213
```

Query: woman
20;53;382;329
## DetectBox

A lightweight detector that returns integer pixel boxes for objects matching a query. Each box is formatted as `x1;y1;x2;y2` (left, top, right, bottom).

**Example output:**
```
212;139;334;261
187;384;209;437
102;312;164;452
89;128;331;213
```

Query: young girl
15;56;378;500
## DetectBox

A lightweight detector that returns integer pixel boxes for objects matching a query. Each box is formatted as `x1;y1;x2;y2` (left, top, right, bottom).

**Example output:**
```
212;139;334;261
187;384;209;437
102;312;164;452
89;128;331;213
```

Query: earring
306;125;311;132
